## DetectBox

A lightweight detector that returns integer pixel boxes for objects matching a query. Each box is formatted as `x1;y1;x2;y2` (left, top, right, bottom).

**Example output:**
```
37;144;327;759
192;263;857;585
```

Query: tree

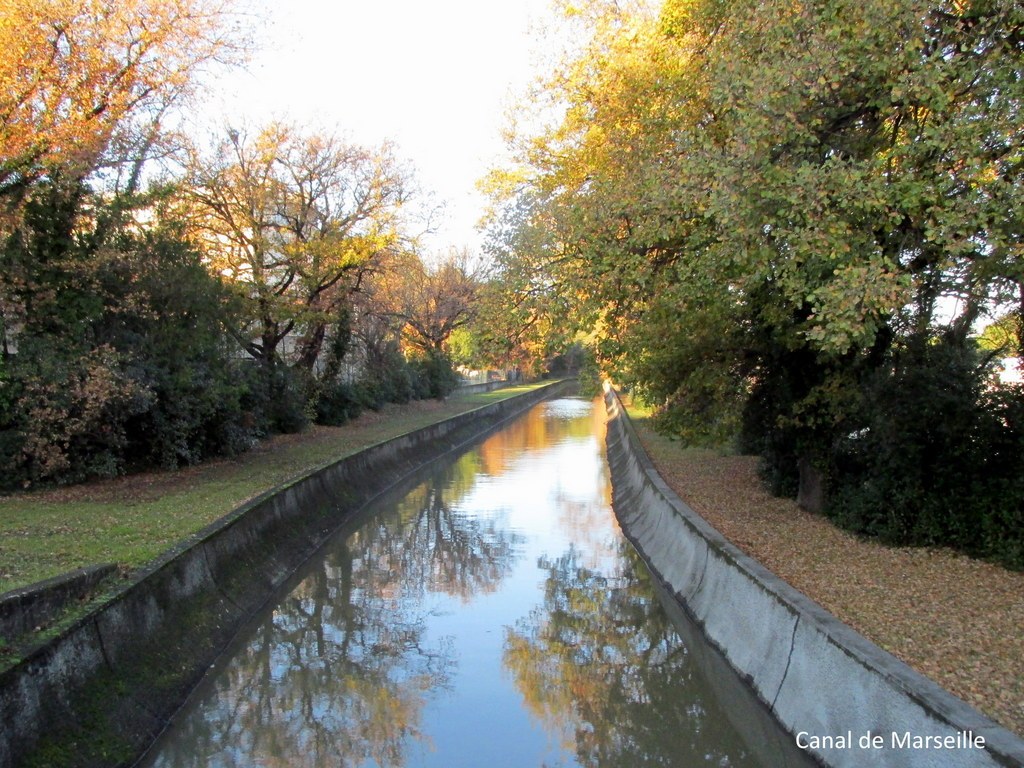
476;185;588;376
381;248;481;356
0;0;245;203
978;313;1024;358
0;0;253;485
494;0;1023;433
338;249;472;404
184;124;414;372
1;0;247;367
489;0;1024;563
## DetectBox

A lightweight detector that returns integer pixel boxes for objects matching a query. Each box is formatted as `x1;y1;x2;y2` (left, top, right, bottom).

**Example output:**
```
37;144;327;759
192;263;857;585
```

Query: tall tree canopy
0;0;244;201
489;0;1024;566
183;124;414;371
378;249;481;356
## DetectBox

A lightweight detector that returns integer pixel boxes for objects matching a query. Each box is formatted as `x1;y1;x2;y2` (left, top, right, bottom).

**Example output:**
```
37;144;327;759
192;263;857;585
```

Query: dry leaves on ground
633;426;1024;737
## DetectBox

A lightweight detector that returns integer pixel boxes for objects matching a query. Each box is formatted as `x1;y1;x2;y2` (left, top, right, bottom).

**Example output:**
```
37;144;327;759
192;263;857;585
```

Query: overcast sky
198;0;558;256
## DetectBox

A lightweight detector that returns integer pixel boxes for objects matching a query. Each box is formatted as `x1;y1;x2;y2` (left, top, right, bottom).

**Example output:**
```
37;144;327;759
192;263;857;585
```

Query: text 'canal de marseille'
796;730;986;752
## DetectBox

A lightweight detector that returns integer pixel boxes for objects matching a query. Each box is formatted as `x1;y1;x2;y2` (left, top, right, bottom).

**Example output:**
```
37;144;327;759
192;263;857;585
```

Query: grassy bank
0;383;550;595
622;396;1024;738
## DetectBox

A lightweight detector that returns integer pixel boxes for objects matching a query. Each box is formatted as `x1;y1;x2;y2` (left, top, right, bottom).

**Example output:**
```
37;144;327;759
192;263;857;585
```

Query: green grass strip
0;383;551;594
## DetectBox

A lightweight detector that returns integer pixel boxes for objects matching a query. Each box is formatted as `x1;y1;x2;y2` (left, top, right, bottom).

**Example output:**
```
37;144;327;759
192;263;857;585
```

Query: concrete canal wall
603;384;1024;768
453;379;510;396
0;564;116;643
0;380;571;768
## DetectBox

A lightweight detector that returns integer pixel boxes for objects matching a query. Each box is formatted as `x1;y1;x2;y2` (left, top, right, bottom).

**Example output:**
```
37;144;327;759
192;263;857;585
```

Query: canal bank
0;380;571;768
603;384;1024;768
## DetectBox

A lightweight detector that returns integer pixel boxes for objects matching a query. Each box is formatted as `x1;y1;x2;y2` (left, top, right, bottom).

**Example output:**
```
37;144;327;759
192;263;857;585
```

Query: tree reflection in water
143;398;801;768
145;462;522;768
504;544;763;768
372;469;522;604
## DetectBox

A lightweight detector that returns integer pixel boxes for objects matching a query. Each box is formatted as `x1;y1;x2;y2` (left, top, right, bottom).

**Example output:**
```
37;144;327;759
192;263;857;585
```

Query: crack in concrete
771;613;800;713
692;542;710;600
92;616;113;671
201;543;244;614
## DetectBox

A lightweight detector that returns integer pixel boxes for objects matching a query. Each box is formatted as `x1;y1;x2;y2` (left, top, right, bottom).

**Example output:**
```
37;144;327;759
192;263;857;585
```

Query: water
139;397;815;768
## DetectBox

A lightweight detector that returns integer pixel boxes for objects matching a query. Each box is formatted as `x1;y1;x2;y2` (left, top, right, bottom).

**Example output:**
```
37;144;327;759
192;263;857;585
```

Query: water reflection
505;544;760;767
145;521;451;767
142;398;811;768
357;478;521;603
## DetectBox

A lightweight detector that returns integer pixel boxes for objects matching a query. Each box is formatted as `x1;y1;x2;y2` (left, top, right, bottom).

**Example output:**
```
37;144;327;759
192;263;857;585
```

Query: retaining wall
603;384;1024;768
0;380;571;768
0;564;116;643
453;379;510;395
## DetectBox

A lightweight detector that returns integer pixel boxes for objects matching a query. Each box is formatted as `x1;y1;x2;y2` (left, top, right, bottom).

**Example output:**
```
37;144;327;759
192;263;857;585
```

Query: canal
139;396;815;768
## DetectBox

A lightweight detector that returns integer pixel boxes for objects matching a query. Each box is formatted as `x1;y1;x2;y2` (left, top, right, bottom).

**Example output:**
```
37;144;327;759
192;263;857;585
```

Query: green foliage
977;313;1022;356
2;177;97;337
95;222;260;467
306;305;364;426
627;277;749;447
828;338;1024;569
354;343;414;410
445;327;477;368
238;363;309;435
491;0;1024;565
350;346;460;412
314;380;363;426
573;347;603;398
410;351;461;400
0;183;268;488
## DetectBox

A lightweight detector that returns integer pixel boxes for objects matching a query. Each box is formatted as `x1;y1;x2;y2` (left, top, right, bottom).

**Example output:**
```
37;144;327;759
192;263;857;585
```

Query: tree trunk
295;321;327;373
797;455;825;514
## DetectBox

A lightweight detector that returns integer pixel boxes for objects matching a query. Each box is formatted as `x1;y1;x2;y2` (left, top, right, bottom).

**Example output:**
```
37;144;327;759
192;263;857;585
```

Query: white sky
198;0;559;256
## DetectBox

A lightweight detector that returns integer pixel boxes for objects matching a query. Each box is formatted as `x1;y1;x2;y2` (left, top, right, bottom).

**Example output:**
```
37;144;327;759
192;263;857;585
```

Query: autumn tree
381;248;481;356
0;0;244;203
1;0;246;357
183;123;414;372
476;179;593;377
491;0;1024;565
0;0;253;486
331;248;470;404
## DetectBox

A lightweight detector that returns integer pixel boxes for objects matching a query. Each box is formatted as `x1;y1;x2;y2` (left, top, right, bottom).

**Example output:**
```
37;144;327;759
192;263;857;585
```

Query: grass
0;382;552;595
620;394;737;460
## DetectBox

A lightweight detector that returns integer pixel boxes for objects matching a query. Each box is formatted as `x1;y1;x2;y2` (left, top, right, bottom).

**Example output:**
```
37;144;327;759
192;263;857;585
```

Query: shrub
409;351;460;400
98;226;261;468
1;184;271;485
314;380;363;426
356;343;417;410
9;343;152;486
826;339;1024;569
238;363;309;435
